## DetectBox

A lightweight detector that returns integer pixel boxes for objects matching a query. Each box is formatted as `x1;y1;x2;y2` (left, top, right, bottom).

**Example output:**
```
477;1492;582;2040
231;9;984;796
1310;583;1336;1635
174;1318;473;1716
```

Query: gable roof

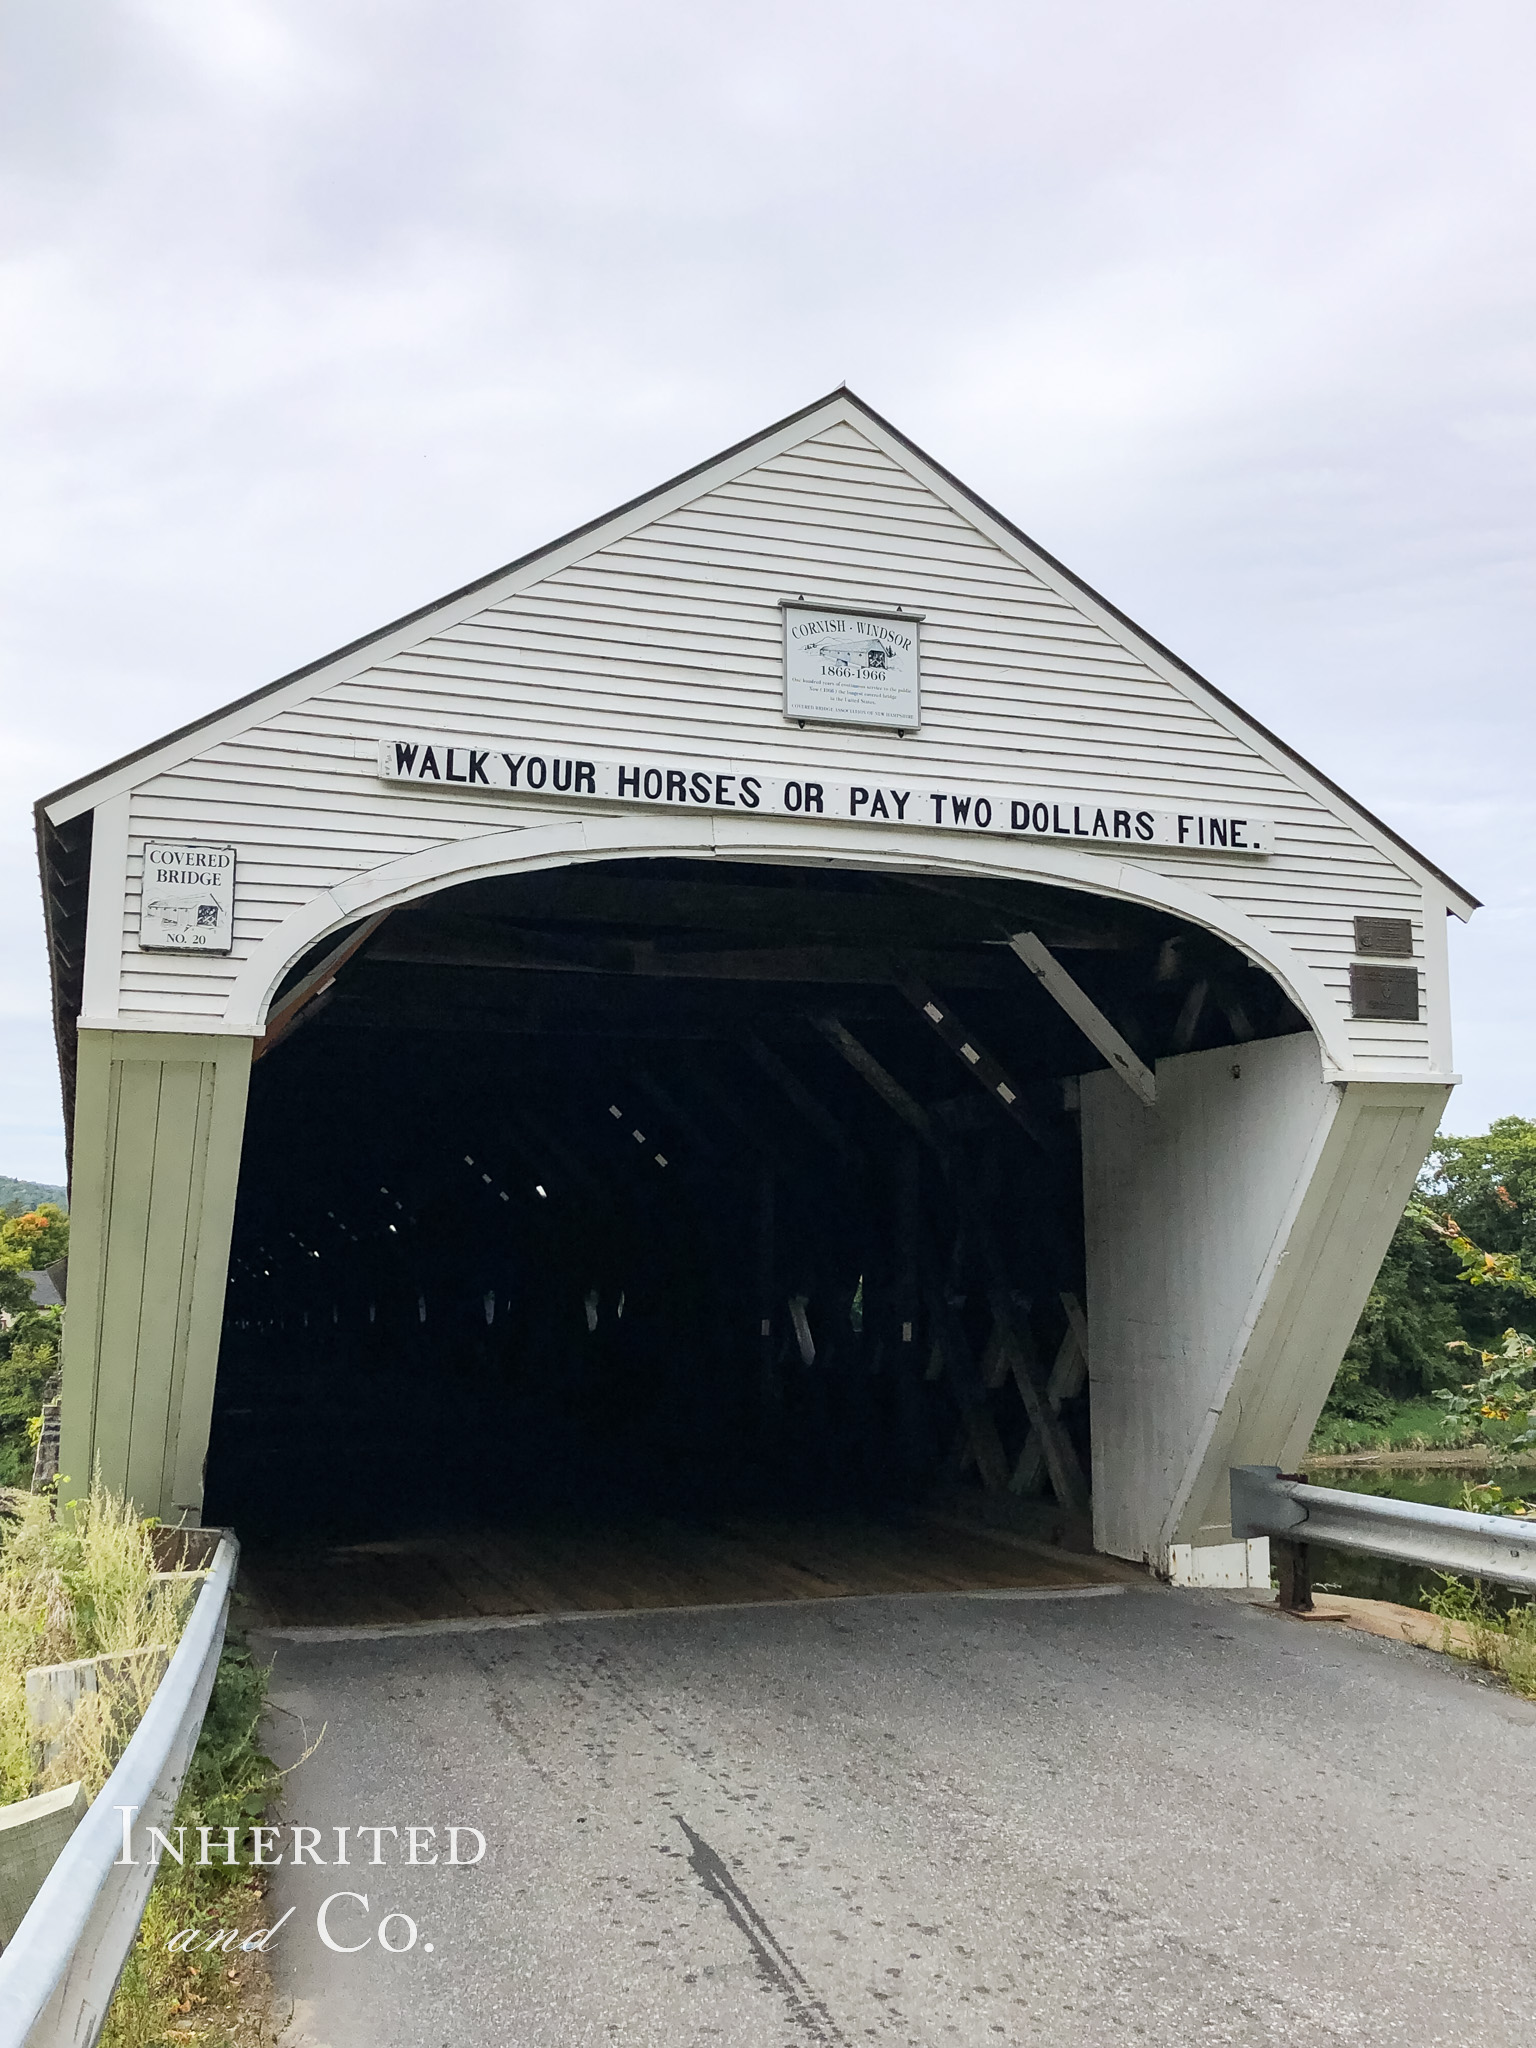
34;385;1479;917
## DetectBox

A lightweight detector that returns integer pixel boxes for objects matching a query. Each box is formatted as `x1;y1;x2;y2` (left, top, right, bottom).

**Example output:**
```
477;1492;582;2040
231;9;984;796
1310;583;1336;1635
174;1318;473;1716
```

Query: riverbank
1309;1448;1536;1469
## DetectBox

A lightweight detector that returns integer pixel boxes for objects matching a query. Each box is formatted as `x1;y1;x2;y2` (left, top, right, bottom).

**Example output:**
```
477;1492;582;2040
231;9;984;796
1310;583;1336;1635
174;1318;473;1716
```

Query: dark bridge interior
205;858;1305;1543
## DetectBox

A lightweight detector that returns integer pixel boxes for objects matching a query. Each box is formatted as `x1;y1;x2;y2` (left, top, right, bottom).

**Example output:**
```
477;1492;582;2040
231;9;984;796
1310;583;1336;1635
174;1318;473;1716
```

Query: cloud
2;0;1533;1175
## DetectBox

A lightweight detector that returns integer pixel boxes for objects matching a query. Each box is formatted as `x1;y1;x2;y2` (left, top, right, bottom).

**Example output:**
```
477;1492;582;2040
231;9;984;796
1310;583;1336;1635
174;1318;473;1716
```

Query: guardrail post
1272;1536;1313;1613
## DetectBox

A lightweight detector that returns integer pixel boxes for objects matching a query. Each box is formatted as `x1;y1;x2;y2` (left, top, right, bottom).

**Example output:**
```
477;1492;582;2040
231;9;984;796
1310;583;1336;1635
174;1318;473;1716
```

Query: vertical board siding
1083;1034;1338;1564
59;1034;254;1521
1170;1081;1450;1547
1084;1047;1447;1564
90;1061;164;1476
124;1060;205;1510
1262;1090;1449;1470
110;421;1433;1066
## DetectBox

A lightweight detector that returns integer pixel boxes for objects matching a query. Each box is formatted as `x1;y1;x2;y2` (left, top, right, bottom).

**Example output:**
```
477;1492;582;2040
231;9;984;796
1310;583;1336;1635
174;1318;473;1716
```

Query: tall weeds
1422;1572;1536;1699
0;1476;196;1802
0;1476;284;2042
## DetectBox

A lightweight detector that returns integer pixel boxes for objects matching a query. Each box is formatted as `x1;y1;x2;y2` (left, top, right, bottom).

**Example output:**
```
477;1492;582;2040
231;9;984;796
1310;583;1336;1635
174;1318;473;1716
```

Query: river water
1300;1462;1536;1609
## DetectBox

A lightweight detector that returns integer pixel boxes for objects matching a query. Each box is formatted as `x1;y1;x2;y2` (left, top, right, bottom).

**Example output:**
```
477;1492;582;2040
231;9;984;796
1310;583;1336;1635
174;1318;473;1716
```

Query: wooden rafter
444;872;1130;950
1007;931;1157;1107
811;1016;942;1155
893;970;1053;1150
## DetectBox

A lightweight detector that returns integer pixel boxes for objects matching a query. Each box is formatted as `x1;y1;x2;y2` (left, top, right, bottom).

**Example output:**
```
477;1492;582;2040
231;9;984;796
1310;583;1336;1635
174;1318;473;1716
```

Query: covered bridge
34;389;1474;1584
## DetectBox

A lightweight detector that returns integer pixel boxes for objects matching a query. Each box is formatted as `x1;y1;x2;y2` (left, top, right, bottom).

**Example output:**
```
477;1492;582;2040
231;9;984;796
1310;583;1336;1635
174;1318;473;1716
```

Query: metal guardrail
0;1533;238;2048
1231;1465;1536;1600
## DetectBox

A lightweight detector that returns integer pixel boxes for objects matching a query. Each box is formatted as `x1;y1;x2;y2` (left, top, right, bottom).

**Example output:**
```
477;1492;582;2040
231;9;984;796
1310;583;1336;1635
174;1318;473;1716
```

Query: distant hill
0;1176;67;1215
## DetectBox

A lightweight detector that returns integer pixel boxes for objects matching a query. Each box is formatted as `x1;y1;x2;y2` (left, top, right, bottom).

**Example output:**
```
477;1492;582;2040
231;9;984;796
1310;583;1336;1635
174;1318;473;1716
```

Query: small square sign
783;603;921;731
139;842;237;953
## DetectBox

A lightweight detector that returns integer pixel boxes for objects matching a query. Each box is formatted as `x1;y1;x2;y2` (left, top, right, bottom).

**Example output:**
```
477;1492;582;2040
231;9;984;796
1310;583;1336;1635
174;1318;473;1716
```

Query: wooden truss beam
446;872;1135;951
372;921;1017;988
634;1070;729;1166
924;1280;1011;1491
1007;931;1157;1107
745;1037;867;1172
503;1101;607;1203
984;1288;1089;1514
811;1017;942;1155
893;971;1053;1150
1011;1293;1090;1494
254;911;392;1062
684;1071;804;1178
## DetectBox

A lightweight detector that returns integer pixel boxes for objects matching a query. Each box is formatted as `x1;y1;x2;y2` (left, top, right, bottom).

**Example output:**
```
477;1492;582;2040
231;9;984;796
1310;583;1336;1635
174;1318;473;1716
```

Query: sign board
782;603;920;731
378;736;1274;856
138;842;237;953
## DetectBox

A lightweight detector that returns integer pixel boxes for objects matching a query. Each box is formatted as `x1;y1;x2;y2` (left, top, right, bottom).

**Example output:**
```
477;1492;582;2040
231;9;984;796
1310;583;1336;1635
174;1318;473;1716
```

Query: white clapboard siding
106;412;1439;1072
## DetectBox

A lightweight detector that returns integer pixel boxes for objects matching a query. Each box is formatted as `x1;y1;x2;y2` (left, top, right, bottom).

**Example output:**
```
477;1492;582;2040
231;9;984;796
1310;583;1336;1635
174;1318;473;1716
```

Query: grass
1308;1398;1485;1457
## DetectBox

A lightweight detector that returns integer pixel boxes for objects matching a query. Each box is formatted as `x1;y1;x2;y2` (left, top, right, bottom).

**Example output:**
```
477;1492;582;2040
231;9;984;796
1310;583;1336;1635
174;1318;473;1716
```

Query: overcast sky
2;1;1531;1186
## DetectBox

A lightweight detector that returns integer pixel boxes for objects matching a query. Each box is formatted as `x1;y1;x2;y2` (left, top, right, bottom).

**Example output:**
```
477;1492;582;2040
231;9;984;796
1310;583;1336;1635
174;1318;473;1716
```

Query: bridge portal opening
204;858;1303;1560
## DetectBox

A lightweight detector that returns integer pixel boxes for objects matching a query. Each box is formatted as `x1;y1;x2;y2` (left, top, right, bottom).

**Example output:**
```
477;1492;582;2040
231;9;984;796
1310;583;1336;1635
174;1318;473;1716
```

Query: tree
0;1204;69;1277
1420;1118;1536;1341
1320;1118;1536;1430
1328;1212;1469;1419
1439;1328;1536;1447
0;1205;69;1484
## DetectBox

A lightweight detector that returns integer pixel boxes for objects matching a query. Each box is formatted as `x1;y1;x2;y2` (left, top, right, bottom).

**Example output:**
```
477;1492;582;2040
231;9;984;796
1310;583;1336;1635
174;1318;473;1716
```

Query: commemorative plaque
782;601;921;731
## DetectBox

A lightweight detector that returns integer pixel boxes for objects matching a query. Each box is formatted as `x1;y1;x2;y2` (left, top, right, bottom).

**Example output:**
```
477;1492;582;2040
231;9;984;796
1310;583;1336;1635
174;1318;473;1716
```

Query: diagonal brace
1008;931;1157;1106
812;1016;944;1156
894;971;1053;1150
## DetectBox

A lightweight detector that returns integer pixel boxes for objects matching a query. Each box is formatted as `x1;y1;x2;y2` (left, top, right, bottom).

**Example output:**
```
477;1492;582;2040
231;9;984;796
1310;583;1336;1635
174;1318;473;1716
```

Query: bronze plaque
1353;916;1413;958
1349;963;1420;1021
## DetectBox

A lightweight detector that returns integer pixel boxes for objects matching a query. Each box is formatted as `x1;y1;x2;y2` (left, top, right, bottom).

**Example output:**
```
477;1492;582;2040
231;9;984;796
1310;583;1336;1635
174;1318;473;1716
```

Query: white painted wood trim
1165;1539;1271;1588
1007;932;1158;1105
1421;889;1454;1077
79;796;131;1022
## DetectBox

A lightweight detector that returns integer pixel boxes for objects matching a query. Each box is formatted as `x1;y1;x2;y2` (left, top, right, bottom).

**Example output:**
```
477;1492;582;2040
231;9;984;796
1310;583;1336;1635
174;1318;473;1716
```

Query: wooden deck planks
238;1514;1101;1628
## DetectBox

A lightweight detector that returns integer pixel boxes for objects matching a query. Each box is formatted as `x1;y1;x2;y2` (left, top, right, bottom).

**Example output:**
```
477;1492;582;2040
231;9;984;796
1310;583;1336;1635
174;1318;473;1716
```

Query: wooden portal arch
230;811;1356;1076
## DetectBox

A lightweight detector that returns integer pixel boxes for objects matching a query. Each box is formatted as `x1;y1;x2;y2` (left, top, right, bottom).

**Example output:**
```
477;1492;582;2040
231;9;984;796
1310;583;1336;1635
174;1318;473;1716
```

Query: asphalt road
255;1581;1536;2047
